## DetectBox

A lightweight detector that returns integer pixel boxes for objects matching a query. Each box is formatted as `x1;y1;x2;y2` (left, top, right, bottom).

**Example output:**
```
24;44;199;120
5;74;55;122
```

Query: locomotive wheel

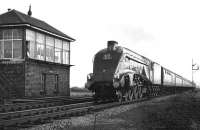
117;91;123;102
128;89;134;101
134;85;139;99
124;92;129;101
138;86;143;98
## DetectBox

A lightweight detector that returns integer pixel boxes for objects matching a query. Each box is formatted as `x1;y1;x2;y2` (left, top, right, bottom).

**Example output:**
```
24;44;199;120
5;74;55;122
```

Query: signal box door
42;74;59;96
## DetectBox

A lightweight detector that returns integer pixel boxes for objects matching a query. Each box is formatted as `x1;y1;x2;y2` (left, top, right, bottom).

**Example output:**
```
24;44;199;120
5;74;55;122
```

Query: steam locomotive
85;41;195;101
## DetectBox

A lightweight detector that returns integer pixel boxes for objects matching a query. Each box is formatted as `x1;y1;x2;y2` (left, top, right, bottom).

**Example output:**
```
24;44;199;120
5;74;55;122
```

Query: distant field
70;87;93;97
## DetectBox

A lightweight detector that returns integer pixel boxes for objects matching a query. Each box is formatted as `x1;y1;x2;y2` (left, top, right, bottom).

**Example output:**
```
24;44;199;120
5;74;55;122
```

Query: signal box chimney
28;5;32;16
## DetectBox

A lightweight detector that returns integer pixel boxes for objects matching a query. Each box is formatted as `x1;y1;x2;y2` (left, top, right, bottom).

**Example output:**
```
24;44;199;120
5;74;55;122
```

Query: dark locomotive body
86;41;195;101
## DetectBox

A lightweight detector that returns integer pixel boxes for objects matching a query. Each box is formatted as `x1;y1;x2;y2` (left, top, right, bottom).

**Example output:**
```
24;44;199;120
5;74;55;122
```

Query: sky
1;0;200;87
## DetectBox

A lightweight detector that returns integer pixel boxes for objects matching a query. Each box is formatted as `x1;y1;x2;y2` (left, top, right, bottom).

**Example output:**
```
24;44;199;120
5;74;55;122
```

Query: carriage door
43;73;59;96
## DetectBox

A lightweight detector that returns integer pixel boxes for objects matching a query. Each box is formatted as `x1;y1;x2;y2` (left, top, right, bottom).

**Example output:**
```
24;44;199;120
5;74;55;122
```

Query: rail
0;96;93;113
0;97;148;129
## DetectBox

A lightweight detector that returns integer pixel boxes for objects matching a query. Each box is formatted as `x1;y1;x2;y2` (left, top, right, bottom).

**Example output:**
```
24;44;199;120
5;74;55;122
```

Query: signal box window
4;40;12;58
63;41;70;64
36;33;45;60
26;30;36;58
46;36;55;62
55;39;62;63
13;40;22;58
0;29;22;59
26;29;70;65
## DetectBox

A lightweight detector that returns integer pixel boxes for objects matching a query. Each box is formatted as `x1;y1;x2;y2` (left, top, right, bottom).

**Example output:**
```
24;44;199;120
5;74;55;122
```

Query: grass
68;90;200;130
114;90;200;130
70;87;93;97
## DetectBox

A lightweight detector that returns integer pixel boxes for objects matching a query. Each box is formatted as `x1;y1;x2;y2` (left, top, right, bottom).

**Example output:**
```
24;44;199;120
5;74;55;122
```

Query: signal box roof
0;9;75;41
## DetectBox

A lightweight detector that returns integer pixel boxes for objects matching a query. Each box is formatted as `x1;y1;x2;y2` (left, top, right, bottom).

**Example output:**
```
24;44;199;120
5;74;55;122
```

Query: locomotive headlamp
87;73;93;80
113;76;120;88
113;74;120;88
114;74;119;80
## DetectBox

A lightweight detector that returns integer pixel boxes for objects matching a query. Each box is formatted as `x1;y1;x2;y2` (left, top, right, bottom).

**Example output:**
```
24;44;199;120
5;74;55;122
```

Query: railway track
0;101;94;128
0;90;187;129
0;96;149;129
0;96;93;113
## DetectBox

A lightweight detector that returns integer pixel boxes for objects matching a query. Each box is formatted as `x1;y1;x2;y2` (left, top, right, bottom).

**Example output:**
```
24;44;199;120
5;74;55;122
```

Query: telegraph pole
192;59;193;86
192;58;199;87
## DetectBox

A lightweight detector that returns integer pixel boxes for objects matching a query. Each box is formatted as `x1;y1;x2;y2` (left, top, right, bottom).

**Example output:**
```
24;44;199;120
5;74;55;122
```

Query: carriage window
0;29;22;59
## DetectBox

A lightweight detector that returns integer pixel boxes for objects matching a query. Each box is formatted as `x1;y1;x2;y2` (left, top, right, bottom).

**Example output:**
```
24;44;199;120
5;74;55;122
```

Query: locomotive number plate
103;53;112;60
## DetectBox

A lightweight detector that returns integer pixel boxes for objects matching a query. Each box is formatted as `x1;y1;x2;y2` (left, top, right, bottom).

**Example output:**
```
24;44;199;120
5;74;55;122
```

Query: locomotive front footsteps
85;41;195;102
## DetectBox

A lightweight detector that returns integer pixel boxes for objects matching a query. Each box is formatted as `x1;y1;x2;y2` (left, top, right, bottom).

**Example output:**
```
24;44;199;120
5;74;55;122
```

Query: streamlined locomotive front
85;41;122;99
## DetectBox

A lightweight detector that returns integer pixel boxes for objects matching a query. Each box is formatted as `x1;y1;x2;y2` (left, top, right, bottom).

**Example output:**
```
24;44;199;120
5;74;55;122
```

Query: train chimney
107;41;118;51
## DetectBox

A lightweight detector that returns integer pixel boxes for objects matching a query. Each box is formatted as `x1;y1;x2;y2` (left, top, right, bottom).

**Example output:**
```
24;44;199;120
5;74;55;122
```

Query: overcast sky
1;0;200;87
